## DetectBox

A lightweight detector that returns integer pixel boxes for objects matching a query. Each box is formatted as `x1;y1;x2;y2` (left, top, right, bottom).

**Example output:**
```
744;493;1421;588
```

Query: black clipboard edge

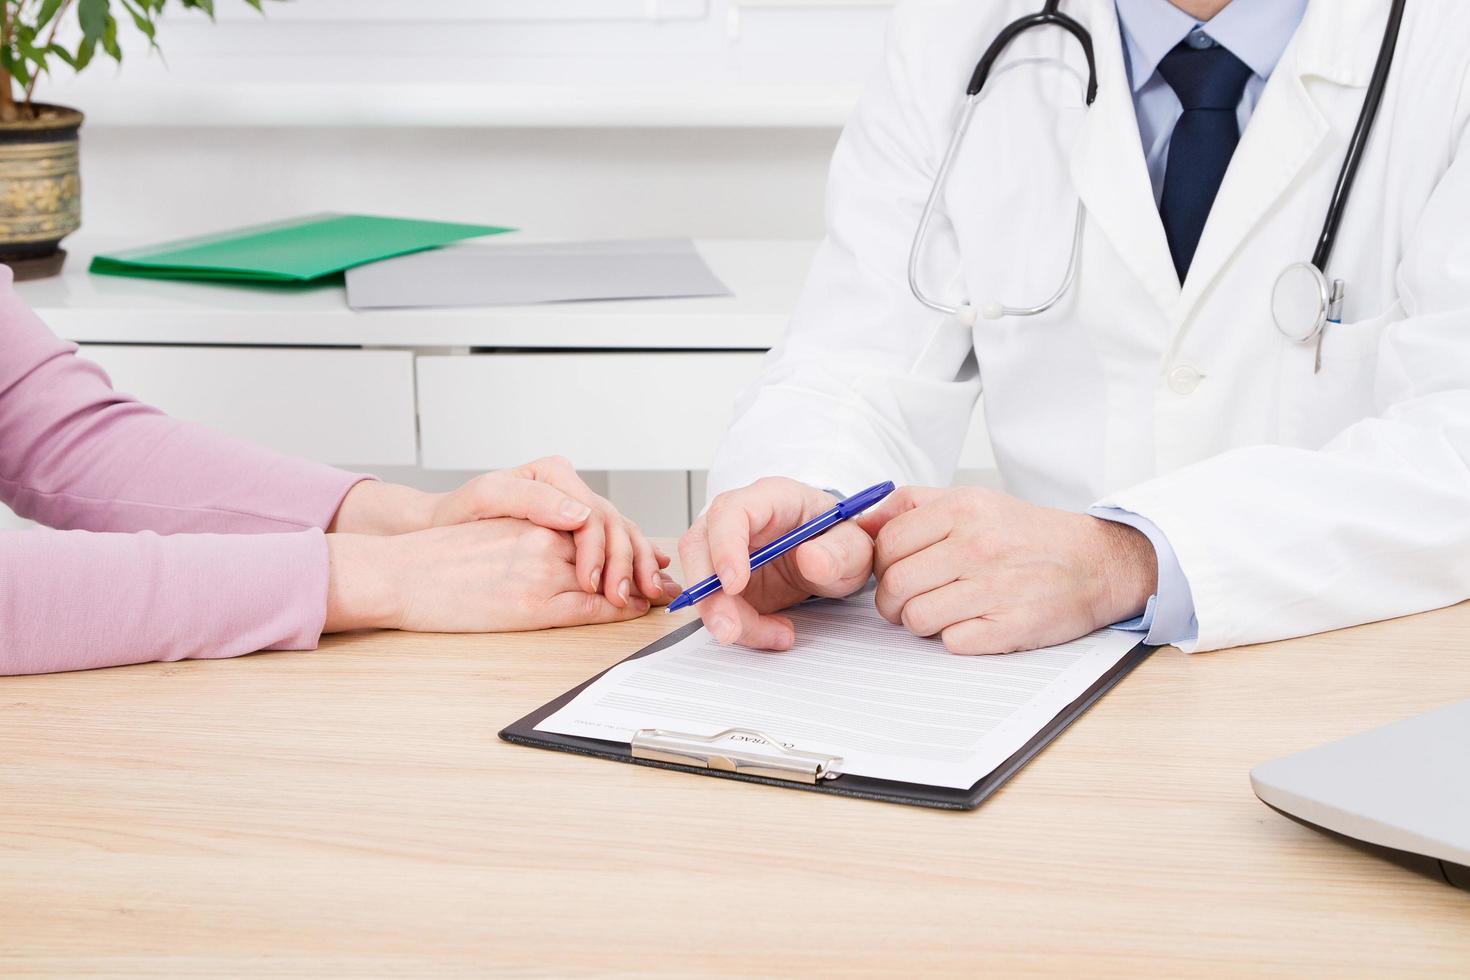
500;620;1155;810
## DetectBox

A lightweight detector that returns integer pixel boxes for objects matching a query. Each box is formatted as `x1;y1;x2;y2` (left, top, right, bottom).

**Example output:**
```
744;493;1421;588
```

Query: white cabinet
417;352;767;471
79;345;419;467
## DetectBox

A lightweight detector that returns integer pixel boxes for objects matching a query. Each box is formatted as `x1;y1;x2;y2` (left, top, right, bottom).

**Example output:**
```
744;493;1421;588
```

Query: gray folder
344;238;732;310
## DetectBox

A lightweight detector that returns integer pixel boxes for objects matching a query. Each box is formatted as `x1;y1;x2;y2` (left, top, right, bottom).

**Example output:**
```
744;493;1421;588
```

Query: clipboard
500;621;1155;810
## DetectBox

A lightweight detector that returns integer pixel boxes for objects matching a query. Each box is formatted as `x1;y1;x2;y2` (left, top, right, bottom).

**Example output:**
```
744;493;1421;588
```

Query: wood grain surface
3;546;1468;976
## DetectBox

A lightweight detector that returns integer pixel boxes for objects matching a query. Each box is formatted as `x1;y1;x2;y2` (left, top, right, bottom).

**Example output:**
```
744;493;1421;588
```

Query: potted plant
0;0;263;279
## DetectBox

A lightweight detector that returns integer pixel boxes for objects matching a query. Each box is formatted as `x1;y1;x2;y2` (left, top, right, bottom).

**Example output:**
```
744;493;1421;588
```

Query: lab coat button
1167;364;1203;395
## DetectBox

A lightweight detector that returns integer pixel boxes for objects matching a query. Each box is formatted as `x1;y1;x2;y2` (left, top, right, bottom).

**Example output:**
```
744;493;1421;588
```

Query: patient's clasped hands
324;456;682;634
679;478;1159;655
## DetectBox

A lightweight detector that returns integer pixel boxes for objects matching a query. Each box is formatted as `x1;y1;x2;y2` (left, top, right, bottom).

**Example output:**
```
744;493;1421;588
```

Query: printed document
537;590;1142;789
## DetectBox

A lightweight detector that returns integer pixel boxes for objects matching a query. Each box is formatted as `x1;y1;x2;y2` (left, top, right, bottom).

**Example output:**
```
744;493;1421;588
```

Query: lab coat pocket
1277;304;1399;450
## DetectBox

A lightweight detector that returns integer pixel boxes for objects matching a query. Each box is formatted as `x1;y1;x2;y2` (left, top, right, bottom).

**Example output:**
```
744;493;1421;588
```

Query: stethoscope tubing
908;0;1407;351
1310;0;1405;273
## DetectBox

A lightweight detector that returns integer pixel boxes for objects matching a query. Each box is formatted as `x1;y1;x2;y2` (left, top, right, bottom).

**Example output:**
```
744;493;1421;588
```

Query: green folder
89;213;515;283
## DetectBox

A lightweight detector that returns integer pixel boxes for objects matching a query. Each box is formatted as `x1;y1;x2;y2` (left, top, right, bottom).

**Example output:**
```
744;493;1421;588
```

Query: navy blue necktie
1157;41;1253;282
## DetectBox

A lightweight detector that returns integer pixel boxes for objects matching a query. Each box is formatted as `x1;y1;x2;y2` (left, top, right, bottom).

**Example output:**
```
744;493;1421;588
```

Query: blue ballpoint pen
666;480;896;613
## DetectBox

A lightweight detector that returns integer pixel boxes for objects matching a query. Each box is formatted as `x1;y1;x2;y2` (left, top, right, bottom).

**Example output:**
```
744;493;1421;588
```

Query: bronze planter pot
0;103;81;280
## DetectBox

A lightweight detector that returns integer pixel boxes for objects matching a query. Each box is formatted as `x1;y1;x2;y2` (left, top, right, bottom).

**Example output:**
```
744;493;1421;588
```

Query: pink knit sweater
0;268;365;675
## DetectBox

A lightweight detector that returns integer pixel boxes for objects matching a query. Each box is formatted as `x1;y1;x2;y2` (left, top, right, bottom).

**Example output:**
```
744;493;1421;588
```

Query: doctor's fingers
873;543;965;625
938;615;1048;657
700;591;796;651
678;516;718;585
890;580;991;639
856;485;948;539
702;479;830;595
703;497;757;594
868;498;957;581
790;523;875;598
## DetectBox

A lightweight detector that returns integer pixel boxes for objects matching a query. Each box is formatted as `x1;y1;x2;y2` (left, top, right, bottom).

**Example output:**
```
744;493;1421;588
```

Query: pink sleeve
0;267;367;534
0;526;333;676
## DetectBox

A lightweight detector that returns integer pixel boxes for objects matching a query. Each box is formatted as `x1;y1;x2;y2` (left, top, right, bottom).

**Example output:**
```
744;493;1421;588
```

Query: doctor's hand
677;477;875;651
858;486;1157;655
323;518;681;635
329;455;672;610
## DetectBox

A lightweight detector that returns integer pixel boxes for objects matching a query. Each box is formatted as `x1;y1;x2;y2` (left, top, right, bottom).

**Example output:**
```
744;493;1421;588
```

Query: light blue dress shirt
1088;0;1307;646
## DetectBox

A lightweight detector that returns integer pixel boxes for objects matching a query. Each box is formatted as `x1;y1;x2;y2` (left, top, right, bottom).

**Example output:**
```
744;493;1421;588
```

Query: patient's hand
330;455;672;610
324;518;681;634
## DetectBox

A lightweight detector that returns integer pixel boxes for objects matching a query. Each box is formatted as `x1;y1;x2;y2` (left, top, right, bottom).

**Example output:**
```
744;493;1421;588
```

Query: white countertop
19;238;814;350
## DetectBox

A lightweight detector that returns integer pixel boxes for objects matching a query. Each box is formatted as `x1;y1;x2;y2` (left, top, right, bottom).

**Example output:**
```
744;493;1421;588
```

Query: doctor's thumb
856;485;942;538
793;524;875;597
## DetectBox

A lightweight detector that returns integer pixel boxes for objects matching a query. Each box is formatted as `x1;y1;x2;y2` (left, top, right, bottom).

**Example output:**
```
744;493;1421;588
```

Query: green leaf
0;49;33;87
15;0;282;89
101;14;122;62
118;0;158;45
9;23;48;81
34;0;67;31
73;37;97;72
77;0;110;44
48;43;79;70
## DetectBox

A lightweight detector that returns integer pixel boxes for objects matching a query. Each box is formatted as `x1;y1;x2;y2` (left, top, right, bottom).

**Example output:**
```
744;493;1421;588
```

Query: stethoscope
908;0;1407;373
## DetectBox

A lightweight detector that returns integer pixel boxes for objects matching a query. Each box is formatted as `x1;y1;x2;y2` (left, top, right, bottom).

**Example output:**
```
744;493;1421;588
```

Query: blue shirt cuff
1087;506;1199;646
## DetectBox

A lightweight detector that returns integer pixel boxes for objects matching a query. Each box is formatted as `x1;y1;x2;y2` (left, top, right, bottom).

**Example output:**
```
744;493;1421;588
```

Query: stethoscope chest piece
1271;261;1335;343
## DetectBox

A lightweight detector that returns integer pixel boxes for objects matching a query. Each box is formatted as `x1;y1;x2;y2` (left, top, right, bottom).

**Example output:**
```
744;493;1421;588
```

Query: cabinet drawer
417;351;997;473
79;345;418;466
418;352;766;471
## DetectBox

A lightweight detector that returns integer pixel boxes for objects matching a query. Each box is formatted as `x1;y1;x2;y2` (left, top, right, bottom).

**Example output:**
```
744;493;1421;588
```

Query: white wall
40;0;894;128
60;0;883;240
78;125;838;242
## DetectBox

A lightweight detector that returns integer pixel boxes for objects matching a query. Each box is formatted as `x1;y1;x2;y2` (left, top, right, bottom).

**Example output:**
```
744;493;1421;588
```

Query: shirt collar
1114;0;1309;94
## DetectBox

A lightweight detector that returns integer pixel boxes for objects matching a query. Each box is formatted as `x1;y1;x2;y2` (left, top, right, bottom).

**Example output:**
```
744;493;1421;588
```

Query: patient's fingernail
718;564;740;587
618;578;630;602
591;566;602;592
560;499;592;521
708;615;736;643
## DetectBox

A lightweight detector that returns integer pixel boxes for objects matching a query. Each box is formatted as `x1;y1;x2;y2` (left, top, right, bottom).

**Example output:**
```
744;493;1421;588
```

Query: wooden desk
3;595;1469;975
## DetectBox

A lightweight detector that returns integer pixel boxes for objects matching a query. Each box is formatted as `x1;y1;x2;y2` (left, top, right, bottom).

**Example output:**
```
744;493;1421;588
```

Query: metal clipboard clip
631;727;842;785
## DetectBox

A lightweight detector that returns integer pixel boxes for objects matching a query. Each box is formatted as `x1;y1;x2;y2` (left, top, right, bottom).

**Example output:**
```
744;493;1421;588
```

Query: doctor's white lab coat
706;0;1470;652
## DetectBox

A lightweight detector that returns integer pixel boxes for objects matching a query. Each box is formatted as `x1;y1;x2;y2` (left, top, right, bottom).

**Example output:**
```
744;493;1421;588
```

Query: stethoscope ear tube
966;8;1098;105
